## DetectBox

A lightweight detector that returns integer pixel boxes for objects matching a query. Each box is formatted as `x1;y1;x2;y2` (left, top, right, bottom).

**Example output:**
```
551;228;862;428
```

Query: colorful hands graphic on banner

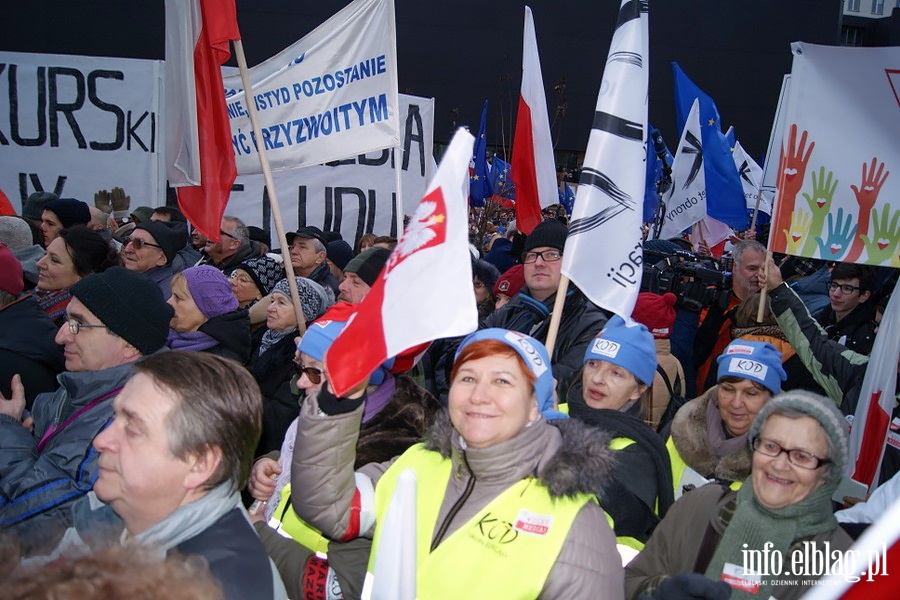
772;124;894;266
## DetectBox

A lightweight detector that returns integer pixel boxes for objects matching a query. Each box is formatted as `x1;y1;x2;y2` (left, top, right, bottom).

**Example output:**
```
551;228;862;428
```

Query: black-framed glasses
292;361;324;384
522;249;562;264
752;437;831;470
220;229;237;240
66;319;109;335
828;281;862;295
124;237;163;251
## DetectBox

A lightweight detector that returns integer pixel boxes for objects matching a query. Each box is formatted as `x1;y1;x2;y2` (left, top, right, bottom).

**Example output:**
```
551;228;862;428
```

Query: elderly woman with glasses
626;390;854;600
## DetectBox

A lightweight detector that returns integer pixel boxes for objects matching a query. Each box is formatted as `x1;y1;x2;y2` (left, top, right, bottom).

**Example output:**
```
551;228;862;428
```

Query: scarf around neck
167;328;218;352
706;394;750;459
258;326;296;357
705;477;839;599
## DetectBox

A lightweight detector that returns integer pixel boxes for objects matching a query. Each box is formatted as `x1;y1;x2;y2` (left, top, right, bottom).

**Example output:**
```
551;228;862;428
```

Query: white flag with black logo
561;0;648;318
658;99;706;240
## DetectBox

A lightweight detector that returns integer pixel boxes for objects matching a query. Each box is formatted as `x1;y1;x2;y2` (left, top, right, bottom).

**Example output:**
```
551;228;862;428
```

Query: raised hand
782;208;811;255
846;158;890;262
94;189;112;213
0;374;26;423
771;124;815;252
814;208;856;261
859;203;899;265
800;167;838;255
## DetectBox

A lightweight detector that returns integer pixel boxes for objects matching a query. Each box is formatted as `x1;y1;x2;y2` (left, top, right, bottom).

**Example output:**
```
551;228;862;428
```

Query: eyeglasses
220;229;238;240
229;272;254;285
522;250;562;264
66;319;108;335
828;281;862;295
124;237;163;251
292;361;324;384
752;437;831;470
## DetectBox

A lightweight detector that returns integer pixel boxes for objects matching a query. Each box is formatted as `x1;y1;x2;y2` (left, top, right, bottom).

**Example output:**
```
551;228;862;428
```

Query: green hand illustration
800;167;838;256
859;203;899;265
782;208;811;255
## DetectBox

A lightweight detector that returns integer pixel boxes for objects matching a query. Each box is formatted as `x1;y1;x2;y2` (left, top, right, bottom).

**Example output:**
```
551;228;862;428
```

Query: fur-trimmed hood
423;411;616;499
670;385;752;483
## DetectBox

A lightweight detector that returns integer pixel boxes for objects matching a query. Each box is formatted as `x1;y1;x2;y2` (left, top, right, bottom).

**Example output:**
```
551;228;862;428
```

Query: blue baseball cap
298;319;348;362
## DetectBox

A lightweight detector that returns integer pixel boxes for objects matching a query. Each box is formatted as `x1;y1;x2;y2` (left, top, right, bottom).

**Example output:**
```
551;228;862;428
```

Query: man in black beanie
122;220;189;298
481;219;609;397
338;246;390;304
0;267;174;554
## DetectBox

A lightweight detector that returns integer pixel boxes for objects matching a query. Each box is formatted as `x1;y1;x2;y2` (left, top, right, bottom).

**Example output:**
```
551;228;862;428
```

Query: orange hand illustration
845;158;890;262
771;124;815;252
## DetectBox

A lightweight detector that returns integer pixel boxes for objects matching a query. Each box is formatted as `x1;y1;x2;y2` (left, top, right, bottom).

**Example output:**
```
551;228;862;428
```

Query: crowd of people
0;191;897;599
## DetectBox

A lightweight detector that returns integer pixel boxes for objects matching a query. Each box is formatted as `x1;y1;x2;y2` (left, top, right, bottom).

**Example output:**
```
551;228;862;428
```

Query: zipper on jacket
430;450;475;552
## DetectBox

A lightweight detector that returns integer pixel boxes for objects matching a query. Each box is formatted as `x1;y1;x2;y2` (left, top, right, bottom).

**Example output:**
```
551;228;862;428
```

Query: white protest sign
223;0;400;175
226;94;434;250
0;51;163;211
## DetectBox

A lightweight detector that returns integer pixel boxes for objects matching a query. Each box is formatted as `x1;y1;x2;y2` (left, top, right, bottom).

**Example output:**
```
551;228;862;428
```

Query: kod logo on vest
590;338;621;359
502;331;548;377
728;357;767;380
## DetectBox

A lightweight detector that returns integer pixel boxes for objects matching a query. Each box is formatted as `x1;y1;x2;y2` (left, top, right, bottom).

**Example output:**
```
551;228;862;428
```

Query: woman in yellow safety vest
563;316;674;552
290;328;625;599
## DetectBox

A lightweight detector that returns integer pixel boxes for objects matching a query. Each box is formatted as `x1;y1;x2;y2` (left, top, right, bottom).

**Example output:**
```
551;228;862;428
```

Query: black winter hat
23;192;58;221
472;259;501;293
326;240;354;271
43;198;91;228
523;219;568;254
344;247;390;286
135;221;188;264
70;267;174;355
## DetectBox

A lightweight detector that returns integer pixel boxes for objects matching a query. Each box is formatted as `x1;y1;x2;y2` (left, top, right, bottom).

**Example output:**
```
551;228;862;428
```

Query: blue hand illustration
814;207;857;261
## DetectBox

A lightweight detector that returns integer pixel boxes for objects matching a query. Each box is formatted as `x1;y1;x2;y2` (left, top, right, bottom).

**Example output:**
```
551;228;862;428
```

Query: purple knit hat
181;265;238;318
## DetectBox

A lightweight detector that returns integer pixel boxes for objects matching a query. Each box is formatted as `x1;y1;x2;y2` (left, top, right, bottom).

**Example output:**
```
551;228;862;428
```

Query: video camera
641;247;732;312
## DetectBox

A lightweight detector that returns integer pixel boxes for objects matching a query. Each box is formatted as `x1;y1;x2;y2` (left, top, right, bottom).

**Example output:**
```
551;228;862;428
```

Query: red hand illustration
771;124;815;252
845;157;890;262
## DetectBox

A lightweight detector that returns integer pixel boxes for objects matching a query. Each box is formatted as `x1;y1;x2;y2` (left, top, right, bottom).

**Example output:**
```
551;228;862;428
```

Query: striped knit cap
749;390;849;482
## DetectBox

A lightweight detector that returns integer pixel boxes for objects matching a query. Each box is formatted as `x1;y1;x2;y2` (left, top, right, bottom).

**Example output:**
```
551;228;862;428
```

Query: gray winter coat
0;361;132;553
290;395;625;599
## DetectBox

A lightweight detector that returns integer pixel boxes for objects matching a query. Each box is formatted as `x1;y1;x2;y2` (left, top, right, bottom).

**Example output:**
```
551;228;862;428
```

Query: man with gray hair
199;215;257;274
54;352;287;599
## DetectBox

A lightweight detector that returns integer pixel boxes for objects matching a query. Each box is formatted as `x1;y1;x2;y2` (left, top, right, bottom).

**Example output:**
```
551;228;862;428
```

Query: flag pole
749;187;763;232
544;273;570;365
394;144;404;238
233;39;307;334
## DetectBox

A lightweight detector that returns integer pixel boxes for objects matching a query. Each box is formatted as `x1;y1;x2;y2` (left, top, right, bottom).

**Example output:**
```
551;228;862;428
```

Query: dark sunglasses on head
292;360;323;384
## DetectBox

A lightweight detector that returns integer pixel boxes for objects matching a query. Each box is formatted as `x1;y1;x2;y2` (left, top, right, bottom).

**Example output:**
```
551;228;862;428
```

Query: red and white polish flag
510;6;557;235
325;128;478;396
164;0;240;241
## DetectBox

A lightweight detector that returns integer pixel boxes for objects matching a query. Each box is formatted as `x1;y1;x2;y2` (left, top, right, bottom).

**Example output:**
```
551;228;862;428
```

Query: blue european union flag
559;182;576;215
469;99;492;208
643;125;673;223
490;156;516;200
672;63;748;230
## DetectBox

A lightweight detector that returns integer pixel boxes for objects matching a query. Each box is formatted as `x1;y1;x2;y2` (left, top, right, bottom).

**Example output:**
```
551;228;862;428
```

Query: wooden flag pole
394;144;404;238
233;39;307;334
544;273;570;359
749;187;763;233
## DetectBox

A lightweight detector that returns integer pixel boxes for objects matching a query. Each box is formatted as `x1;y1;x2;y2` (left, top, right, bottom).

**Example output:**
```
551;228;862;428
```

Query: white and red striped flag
325;128;478;396
510;6;557;235
848;277;900;490
803;493;900;599
164;0;239;241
